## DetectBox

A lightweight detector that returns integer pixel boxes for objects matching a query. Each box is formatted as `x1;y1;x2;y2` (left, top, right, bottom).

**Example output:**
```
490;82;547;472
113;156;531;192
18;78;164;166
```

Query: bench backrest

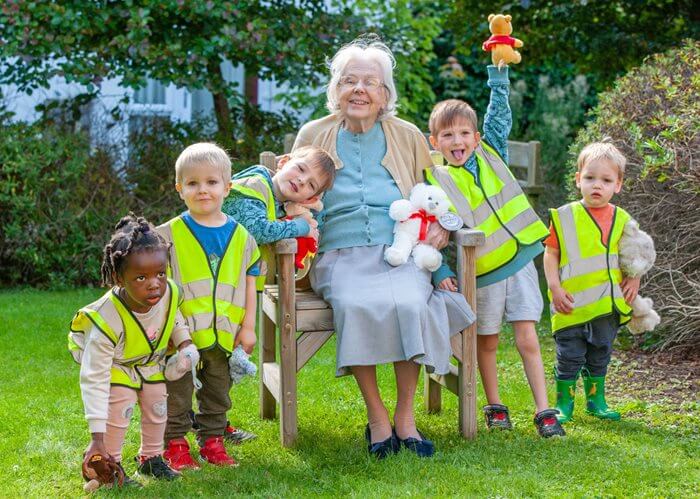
282;132;542;189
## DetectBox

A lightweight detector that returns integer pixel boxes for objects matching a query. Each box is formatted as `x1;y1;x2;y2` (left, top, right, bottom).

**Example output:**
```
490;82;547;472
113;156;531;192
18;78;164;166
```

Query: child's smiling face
273;156;327;204
429;116;481;166
575;158;622;208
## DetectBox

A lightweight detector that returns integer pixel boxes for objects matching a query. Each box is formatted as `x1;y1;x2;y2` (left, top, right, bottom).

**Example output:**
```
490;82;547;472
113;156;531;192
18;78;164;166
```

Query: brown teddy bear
82;453;125;492
482;14;523;66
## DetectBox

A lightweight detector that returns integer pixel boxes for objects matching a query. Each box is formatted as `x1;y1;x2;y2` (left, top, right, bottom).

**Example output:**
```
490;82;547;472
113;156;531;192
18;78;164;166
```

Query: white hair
325;35;398;120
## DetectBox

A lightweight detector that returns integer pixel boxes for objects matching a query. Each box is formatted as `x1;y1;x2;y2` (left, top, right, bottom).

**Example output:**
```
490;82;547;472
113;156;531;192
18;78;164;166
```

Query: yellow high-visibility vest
157;217;260;353
230;172;275;291
549;201;632;333
425;141;549;277
68;280;179;389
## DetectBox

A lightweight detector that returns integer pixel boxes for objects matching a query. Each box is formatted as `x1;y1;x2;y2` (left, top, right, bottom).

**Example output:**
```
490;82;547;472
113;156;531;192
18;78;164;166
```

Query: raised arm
482;65;512;163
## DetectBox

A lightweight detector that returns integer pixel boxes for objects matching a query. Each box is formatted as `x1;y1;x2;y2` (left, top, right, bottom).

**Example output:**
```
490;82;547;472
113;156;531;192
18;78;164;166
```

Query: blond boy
544;142;639;423
157;143;260;469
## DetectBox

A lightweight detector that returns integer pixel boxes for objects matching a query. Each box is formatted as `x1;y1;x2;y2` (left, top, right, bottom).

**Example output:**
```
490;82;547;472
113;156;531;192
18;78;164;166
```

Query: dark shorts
554;313;619;379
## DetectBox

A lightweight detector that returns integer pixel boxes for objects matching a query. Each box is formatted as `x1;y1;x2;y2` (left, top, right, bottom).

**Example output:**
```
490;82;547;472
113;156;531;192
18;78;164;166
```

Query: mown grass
0;288;697;497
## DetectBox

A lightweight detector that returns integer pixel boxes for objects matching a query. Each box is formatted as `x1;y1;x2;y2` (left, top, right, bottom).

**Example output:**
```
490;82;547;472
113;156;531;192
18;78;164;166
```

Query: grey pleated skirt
310;244;476;377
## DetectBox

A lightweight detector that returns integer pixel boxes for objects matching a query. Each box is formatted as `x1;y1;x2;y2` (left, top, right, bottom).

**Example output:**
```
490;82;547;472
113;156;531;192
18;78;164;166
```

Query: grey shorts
476;260;544;335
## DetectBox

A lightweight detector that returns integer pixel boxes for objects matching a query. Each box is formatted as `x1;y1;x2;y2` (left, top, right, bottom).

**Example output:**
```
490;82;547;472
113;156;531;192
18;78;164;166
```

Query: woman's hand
621;276;640;305
425;223;449;250
437;277;458;292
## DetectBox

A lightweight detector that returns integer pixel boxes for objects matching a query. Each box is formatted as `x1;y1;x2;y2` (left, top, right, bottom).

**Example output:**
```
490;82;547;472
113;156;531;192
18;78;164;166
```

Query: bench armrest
453;229;485;247
274;238;298;254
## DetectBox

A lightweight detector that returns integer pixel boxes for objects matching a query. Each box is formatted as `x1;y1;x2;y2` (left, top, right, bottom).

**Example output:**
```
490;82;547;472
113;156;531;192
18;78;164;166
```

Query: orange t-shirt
544;204;616;249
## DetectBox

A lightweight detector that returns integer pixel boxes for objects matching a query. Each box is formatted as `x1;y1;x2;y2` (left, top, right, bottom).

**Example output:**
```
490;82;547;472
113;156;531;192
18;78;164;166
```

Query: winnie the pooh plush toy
482;14;523;66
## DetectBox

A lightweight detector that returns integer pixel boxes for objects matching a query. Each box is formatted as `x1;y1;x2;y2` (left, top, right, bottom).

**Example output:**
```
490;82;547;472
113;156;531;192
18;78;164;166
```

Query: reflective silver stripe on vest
216;282;247;309
190;312;215;332
480;209;542;255
560;254;619;282
477;143;512;184
137;363;163;380
430;167;475;228
557;204;581;262
571;281;611;308
182;279;211;301
215;315;238;334
472;181;525;227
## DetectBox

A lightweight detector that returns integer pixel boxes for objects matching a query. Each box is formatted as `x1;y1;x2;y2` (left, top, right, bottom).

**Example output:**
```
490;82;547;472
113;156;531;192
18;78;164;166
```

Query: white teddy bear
384;183;452;271
618;219;661;334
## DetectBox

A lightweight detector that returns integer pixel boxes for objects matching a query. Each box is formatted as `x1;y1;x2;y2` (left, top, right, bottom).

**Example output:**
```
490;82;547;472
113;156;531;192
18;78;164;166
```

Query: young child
68;214;195;486
425;63;565;437
224;145;336;287
157;143;260;469
544;142;639;423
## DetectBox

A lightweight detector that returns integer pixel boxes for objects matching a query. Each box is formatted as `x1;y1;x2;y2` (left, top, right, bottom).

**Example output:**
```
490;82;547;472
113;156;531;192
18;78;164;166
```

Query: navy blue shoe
364;425;399;459
398;430;434;458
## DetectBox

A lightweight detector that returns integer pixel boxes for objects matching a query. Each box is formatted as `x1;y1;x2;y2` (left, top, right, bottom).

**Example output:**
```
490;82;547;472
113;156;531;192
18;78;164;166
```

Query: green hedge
0;121;127;288
569;40;700;352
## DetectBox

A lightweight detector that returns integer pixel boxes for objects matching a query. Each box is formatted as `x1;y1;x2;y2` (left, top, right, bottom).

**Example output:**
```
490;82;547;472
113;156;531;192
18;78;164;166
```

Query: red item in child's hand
294;236;317;270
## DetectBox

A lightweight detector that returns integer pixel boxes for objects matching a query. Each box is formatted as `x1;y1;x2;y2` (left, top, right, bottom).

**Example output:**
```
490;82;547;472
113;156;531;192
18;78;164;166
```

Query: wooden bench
284;133;544;206
256;150;485;447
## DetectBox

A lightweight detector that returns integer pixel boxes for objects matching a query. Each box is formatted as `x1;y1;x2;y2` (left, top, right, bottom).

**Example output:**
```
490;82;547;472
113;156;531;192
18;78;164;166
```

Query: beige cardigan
292;114;433;199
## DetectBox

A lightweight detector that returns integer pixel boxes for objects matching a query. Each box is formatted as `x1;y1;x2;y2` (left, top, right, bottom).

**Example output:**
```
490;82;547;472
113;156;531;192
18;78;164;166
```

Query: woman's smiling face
338;59;387;129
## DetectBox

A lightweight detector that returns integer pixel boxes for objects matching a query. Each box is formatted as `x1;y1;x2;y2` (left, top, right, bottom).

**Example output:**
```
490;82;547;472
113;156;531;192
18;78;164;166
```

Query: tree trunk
207;61;235;152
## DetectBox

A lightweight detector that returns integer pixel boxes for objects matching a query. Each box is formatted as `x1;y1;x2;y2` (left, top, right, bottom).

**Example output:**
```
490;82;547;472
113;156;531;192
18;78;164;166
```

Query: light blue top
317;122;402;253
432;65;543;288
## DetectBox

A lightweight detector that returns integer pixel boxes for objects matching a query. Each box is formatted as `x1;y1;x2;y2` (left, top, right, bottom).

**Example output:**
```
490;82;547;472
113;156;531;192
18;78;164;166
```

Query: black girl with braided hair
68;213;197;488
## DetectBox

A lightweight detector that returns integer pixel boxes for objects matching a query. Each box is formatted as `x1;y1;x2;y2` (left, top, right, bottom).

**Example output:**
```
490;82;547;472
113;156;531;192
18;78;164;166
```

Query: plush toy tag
438;212;463;231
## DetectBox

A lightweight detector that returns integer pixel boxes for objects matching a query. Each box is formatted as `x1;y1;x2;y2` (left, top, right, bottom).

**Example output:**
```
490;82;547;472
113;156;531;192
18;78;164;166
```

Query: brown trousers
164;346;232;443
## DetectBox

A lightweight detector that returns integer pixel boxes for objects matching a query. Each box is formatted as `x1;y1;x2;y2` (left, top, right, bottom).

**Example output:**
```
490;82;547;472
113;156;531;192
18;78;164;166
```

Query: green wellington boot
555;377;577;423
583;375;620;421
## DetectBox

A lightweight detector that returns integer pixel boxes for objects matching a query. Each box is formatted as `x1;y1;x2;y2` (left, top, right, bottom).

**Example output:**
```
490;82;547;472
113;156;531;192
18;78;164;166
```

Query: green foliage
570;39;700;352
0;1;364;151
0;121;127;288
510;74;590;210
355;0;444;129
447;0;700;92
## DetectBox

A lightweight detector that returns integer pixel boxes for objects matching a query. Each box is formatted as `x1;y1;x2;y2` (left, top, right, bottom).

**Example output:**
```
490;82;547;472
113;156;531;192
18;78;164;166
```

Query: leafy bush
510;74;591;211
569;40;700;353
0;95;301;288
0;121;128;288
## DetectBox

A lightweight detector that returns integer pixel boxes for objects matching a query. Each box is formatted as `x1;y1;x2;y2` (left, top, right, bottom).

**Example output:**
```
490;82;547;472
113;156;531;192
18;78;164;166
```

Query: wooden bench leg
278;255;298;447
457;245;478;439
424;365;442;413
259;295;276;420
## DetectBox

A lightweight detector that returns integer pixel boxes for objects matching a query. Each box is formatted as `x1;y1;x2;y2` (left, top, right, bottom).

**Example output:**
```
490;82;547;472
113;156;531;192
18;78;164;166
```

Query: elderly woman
293;36;475;458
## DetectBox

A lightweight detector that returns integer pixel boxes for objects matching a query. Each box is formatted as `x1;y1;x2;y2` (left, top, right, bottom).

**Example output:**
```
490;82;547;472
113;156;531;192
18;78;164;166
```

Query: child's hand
551;285;574;314
234;326;256;355
437;277;458;292
84;434;109;466
299;211;317;229
621;276;640;304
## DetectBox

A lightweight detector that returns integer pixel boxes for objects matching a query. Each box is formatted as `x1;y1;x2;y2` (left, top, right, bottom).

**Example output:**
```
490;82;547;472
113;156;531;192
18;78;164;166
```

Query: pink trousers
104;384;167;462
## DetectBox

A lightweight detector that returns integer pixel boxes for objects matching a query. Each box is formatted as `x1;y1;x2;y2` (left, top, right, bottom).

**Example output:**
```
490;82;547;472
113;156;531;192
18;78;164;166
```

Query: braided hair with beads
100;213;170;287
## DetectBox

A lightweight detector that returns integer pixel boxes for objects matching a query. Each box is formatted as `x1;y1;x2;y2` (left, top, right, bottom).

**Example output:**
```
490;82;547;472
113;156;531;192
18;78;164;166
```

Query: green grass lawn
1;288;698;497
